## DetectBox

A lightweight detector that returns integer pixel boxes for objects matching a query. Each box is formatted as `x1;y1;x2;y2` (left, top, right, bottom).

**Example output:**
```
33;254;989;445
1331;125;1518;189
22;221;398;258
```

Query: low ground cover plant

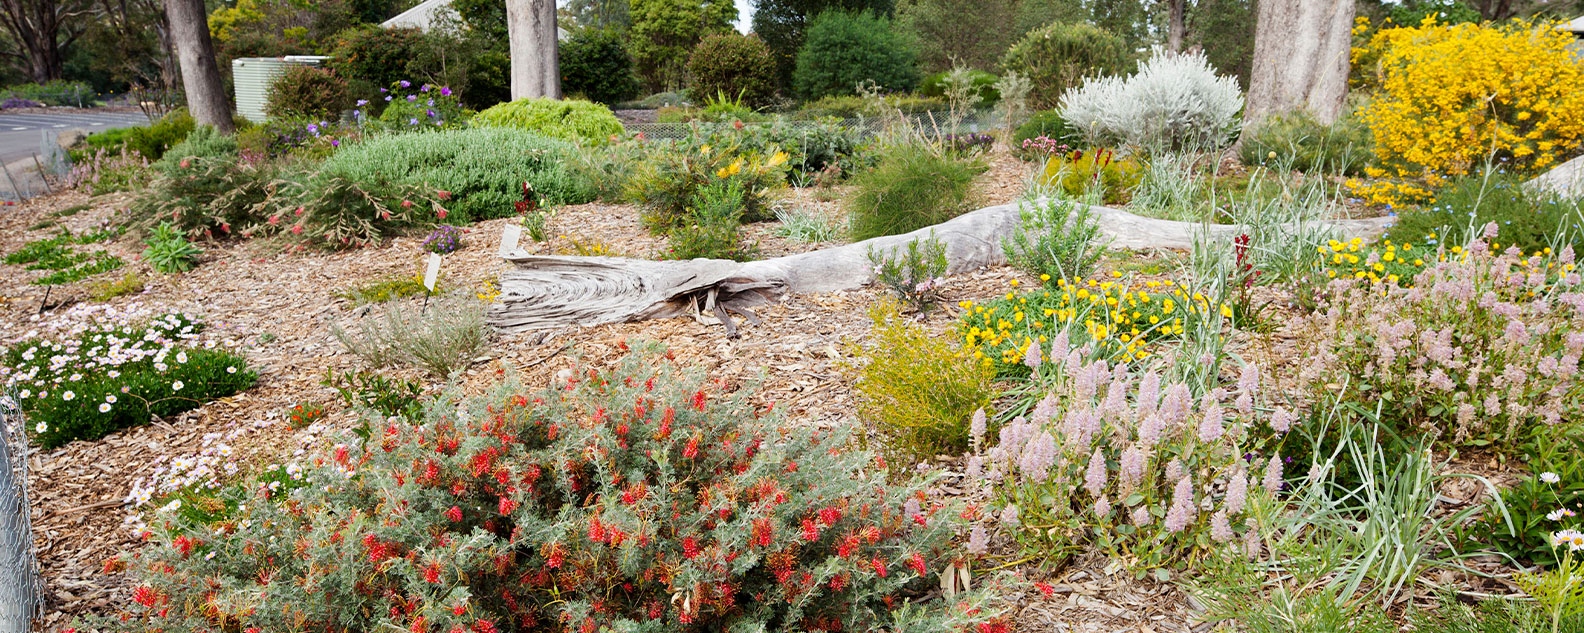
2;304;254;448
102;347;1007;632
141;222;202;273
4;232;125;286
1386;173;1584;256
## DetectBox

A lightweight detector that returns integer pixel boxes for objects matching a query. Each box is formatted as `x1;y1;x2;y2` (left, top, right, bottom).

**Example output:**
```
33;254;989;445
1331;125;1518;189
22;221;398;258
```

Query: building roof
1562;16;1584;33
382;0;567;38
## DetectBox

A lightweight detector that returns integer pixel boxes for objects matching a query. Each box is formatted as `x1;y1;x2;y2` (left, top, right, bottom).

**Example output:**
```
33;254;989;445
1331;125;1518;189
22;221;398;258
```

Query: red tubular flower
682;536;701;559
1035;582;1054;597
690;390;707;411
424;562;441;583
907;552;926;575
131;586;160;607
683;438;699;459
871;557;887;578
801;518;819;541
498;496;517;515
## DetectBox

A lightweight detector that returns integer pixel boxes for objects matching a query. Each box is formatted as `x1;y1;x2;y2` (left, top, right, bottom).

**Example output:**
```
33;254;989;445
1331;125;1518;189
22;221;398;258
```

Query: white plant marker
423;253;441;292
499;223;522;257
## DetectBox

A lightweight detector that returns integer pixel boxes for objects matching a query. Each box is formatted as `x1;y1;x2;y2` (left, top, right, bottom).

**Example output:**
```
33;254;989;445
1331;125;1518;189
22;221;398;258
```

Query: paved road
0;110;148;200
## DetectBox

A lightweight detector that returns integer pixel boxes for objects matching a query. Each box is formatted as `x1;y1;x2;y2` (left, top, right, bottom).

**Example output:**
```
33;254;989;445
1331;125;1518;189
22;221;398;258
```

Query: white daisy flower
99;403;112;413
171;380;184;391
34;422;46;433
61;391;74;401
1542;472;1561;484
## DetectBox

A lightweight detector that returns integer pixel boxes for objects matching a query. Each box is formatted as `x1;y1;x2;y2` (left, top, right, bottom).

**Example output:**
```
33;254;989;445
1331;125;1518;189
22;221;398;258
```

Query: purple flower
1119;445;1148;492
970;408;986;441
407;94;418;102
1018;431;1057;483
379;87;388;93
1197;400;1225;443
399;80;411;88
968;525;988;554
331;139;340;147
426;109;437;118
409;118;419;126
1023;341;1042;370
427;98;435;107
356;99;369;106
421;84;431;92
440;87;452;97
384;95;393;102
1094;495;1111;518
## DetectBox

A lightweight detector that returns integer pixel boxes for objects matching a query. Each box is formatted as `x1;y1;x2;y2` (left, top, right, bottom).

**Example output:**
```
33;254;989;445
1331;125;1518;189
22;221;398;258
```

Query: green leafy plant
69;109;194;163
849;144;983;240
1515;542;1584;633
629;133;788;231
266;65;351;120
663;180;757;261
331;297;489;377
1479;432;1584;566
999;21;1130;110
1002;197;1106;283
1386;172;1584;256
1034;147;1140;206
773;205;843;243
793;10;920;100
472;97;625;145
101;346;1009;632
125;126;273;240
336;272;440;304
322;369;426;420
867;233;948;312
375;80;470;131
88;272;146;301
5;233;126;286
4;309;255;448
141;222;202;273
688;32;778;109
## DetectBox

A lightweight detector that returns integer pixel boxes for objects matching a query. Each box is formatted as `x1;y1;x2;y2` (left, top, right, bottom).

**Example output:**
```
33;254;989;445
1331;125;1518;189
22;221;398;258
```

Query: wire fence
621;111;1004;142
0;392;40;632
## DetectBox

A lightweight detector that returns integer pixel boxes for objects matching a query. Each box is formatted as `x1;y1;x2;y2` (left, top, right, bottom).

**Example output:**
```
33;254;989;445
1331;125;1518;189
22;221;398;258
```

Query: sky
734;0;756;33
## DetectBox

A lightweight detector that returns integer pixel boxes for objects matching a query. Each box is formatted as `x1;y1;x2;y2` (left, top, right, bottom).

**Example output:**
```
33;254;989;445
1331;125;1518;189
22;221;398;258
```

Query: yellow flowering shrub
956;276;1218;376
1351;17;1584;205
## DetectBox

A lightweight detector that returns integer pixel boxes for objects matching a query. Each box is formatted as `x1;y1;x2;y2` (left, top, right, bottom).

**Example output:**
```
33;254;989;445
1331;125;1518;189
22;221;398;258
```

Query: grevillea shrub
127;126;274;241
102;347;1008;632
1;304;254;448
1299;226;1584;449
978;348;1284;574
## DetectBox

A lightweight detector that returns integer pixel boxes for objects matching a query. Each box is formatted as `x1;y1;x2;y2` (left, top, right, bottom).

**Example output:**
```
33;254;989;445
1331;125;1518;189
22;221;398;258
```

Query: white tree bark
507;0;561;100
489;201;1393;334
1244;0;1353;126
164;0;233;133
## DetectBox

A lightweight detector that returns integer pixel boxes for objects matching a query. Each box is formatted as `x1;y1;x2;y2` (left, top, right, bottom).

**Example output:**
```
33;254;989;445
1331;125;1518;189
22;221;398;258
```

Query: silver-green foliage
1060;47;1243;151
333;297;488;377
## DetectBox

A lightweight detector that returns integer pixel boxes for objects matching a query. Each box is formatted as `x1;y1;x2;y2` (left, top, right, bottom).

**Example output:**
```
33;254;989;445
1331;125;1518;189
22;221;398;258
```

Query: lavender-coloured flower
1225;468;1247;515
1160;383;1191;428
968;524;988;554
1137;414;1164;446
1237;362;1260;399
970;408;987;442
1243;525;1261;560
1164;476;1195;533
1136;371;1160;421
1050;331;1069;359
440;86;452;96
1000;504;1020;526
903;497;921;518
1197;400;1225;443
1131;506;1151;526
1210;510;1233;542
966;455;984;481
1165;458;1183;484
1023;340;1042;370
1019;431;1058;483
1118;445;1148;492
1094;495;1111;518
399;80;411;88
1084;448;1107;497
1269;406;1294;433
1262;453;1283;493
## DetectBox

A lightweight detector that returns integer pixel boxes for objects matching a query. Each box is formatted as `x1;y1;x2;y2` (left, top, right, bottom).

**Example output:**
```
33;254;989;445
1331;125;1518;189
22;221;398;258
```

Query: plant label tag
499;223;522;257
423;253;441;291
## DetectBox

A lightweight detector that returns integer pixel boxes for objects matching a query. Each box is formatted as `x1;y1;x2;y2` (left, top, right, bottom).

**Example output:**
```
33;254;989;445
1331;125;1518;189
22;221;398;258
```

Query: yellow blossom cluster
1352;16;1584;206
1316;236;1576;295
956;276;1219;374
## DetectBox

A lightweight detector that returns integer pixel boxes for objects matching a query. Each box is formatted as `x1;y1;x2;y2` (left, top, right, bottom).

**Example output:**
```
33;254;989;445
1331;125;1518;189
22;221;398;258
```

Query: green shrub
1239;110;1372;176
663;180;757;261
472;97;624;144
687;33;777;109
71;110;194;163
5;310;254;448
104;346;1006;632
850;301;994;464
462;46;512;108
629;133;788;230
1002;197;1105;283
1000;21;1130;110
376;80;470;131
920;69;999;104
848;145;983;241
793;11;920;101
326;26;433;98
335;271;440;304
126;126;273;240
332;297;488;377
283;127;595;241
1385;173;1584;256
266;65;351;120
1012;110;1073;159
559;29;641;105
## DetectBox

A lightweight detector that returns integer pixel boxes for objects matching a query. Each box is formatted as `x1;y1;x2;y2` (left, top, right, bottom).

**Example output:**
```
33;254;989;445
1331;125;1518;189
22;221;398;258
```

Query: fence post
0;395;41;632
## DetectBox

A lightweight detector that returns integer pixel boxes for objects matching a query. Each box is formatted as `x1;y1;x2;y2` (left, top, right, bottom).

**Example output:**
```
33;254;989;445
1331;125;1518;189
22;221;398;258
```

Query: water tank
232;56;331;123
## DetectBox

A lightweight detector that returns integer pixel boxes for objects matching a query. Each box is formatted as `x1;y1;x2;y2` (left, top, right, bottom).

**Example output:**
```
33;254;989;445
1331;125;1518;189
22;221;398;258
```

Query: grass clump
332;297;488;377
848;144;983;241
849;301;994;464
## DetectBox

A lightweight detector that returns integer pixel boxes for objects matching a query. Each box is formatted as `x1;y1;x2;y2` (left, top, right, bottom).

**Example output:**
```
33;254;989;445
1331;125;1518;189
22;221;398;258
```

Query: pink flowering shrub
974;333;1286;573
1299;227;1584;448
101;346;1008;632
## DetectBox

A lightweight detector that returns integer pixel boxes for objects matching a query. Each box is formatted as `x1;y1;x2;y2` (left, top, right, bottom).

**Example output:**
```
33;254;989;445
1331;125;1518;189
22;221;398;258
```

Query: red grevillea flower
131;585;161;607
498;496;517;515
751;518;773;547
682;536;701;559
291;225;303;235
908;552;926;575
173;535;193;557
401;200;414;208
818;507;841;526
683;438;699;459
1035;582;1054;597
801;518;819;541
871;557;887;577
829;573;848;591
268;215;279;225
424;562;442;583
437;208;448;220
437;190;451;200
690;390;707;411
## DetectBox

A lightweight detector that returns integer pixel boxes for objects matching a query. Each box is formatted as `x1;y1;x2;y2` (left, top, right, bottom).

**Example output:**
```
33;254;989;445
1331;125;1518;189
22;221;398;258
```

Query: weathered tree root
487;200;1390;333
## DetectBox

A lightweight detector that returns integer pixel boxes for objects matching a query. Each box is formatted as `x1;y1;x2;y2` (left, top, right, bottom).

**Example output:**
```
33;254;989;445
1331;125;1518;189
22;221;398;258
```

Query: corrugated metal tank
232;56;330;123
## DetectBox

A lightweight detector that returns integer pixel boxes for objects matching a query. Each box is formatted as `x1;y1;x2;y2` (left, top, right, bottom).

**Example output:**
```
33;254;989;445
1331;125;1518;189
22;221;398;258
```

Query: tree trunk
489;201;1393;334
1167;0;1187;53
1244;0;1352;126
507;0;561;100
163;0;232;133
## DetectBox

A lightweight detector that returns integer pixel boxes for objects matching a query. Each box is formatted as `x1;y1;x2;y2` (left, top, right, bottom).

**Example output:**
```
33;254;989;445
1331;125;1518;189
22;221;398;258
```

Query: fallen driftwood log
487;199;1391;334
1527;154;1584;199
